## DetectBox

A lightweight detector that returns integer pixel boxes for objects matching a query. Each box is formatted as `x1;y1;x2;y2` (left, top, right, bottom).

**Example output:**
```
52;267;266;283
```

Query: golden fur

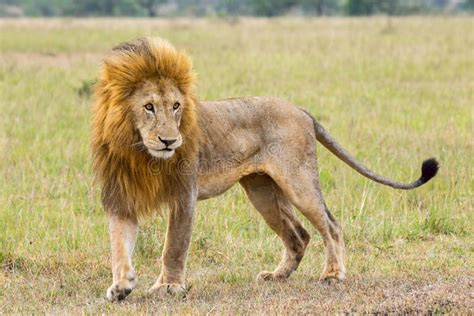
91;37;201;218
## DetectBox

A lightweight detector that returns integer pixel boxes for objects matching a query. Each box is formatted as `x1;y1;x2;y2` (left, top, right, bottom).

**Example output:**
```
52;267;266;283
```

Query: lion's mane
91;37;201;218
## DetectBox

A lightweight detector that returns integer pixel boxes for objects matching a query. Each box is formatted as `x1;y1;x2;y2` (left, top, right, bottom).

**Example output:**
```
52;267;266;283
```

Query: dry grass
0;17;473;314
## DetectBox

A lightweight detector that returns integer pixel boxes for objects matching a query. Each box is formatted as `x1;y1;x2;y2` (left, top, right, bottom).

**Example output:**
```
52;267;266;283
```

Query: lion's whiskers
130;141;144;148
129;141;149;153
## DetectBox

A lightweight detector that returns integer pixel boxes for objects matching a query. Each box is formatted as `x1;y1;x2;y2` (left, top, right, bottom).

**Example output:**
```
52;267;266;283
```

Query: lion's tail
303;110;439;190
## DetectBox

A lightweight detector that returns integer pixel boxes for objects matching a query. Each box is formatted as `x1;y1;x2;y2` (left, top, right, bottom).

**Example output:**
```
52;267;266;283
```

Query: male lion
91;37;438;301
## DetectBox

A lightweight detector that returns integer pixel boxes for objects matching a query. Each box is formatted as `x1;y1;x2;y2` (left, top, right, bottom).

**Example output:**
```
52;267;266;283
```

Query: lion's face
130;79;185;159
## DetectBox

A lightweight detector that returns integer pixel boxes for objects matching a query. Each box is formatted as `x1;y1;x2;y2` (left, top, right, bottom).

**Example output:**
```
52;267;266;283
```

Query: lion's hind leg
271;165;346;282
240;174;310;281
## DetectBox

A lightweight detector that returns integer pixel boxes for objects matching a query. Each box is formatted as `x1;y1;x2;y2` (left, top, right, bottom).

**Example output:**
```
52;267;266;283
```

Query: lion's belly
197;174;239;200
196;163;256;200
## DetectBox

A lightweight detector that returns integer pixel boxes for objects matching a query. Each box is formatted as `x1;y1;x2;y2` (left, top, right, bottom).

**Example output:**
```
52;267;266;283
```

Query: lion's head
131;78;185;159
91;37;201;217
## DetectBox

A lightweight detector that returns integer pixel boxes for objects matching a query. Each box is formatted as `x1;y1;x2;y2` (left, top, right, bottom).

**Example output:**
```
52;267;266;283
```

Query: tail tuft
420;158;439;184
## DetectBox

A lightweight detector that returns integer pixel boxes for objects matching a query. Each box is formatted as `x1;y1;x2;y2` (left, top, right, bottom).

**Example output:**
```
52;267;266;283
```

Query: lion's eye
144;103;154;112
173;102;180;110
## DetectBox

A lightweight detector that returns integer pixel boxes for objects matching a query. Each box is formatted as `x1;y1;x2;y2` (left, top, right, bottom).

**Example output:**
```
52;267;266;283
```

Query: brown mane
91;37;201;218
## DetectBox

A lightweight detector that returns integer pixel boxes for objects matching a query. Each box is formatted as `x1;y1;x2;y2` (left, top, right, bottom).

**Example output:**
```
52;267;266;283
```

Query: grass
0;17;473;313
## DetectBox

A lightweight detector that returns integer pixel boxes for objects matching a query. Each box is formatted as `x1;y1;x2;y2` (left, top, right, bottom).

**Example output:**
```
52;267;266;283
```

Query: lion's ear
103;104;135;152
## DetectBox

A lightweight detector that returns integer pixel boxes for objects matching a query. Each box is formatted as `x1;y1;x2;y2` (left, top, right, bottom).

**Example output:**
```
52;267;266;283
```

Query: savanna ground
0;17;473;314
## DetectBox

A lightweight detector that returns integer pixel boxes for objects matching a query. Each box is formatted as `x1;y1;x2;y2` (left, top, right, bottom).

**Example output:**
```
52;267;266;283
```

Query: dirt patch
371;276;474;314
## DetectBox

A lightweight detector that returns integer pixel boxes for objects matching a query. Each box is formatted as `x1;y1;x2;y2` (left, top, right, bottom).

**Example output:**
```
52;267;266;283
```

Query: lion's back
199;96;314;140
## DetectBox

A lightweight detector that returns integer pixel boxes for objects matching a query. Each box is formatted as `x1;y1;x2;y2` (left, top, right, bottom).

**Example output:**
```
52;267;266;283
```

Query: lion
91;37;439;301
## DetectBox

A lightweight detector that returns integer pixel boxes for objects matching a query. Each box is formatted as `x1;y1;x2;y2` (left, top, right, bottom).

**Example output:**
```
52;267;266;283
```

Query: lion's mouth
149;147;174;152
147;147;176;159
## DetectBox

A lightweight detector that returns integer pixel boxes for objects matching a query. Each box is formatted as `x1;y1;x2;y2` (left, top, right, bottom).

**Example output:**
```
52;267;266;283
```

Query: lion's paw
106;275;137;302
256;271;287;282
148;283;186;298
319;269;345;284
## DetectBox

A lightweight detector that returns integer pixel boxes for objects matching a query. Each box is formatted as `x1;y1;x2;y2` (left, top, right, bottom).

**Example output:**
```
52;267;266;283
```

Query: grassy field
0;17;473;314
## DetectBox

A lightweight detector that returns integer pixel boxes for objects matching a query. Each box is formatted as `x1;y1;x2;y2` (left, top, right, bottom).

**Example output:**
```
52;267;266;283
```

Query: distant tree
70;0;102;16
0;0;74;16
377;0;399;15
139;0;165;16
69;0;146;16
300;0;341;15
461;0;474;10
175;0;206;16
116;0;147;15
344;0;375;16
248;0;298;16
217;0;249;15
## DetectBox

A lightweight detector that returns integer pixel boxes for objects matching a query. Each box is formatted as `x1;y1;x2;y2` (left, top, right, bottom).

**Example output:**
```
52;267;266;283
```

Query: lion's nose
158;137;177;147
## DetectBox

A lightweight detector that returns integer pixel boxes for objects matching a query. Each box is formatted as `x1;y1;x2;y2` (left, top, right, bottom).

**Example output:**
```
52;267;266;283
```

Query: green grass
0;17;473;313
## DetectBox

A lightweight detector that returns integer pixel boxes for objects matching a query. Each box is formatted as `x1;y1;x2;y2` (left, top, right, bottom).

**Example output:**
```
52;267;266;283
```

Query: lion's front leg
106;212;138;302
149;186;197;297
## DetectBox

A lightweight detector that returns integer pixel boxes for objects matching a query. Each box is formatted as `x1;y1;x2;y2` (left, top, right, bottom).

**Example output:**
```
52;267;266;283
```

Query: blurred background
0;0;473;17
